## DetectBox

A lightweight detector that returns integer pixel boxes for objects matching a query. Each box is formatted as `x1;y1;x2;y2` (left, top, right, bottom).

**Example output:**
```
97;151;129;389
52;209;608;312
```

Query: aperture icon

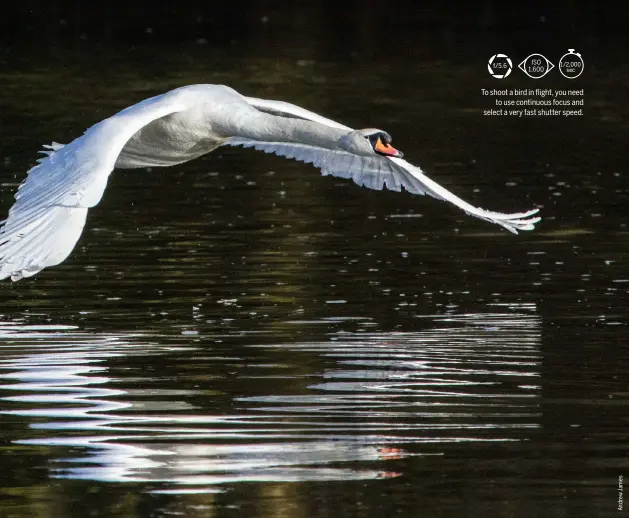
488;54;513;79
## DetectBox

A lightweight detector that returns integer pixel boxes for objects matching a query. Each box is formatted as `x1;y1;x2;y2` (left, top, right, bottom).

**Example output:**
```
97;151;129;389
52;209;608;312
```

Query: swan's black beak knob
374;137;403;158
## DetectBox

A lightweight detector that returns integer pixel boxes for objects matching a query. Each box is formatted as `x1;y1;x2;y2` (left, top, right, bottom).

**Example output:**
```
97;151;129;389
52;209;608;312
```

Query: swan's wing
0;95;187;281
386;156;540;233
245;96;353;131
224;138;540;234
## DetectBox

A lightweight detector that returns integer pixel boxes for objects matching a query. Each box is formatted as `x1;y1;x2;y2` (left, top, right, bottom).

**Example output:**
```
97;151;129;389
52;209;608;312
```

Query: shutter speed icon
518;54;554;79
558;49;584;79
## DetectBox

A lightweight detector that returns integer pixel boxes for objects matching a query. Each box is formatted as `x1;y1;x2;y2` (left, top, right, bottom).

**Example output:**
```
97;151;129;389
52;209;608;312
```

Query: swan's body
0;84;540;281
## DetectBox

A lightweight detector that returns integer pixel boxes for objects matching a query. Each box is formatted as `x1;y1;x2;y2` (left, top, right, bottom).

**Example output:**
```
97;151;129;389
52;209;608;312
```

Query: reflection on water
1;36;627;517
0;304;539;490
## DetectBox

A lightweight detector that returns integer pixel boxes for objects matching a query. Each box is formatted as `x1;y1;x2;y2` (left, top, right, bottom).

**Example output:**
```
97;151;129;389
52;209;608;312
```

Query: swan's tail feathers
0;205;88;281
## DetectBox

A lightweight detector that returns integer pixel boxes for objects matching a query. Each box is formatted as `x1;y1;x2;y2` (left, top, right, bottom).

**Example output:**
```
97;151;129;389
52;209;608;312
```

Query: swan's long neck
117;99;351;170
216;110;349;150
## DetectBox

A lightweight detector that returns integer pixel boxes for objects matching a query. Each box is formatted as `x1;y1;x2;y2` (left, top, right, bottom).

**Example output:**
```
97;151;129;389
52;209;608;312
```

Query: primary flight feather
0;84;540;281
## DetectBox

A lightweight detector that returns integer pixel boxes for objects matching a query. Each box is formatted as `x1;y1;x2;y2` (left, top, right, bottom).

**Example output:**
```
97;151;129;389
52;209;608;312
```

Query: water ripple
0;306;540;490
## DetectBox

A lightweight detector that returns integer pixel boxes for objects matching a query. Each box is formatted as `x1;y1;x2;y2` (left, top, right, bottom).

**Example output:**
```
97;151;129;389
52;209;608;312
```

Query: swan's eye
380;132;392;145
367;133;380;146
368;132;403;158
367;132;392;146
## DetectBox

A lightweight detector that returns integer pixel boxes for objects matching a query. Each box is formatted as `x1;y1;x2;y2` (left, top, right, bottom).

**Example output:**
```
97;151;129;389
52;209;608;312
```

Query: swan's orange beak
375;137;403;158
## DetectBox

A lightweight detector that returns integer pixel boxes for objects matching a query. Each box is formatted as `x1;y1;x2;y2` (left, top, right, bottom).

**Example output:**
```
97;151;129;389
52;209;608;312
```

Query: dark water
0;43;628;517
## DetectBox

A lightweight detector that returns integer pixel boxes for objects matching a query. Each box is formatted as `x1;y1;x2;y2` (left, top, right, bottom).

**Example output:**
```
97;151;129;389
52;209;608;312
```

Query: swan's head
339;129;404;158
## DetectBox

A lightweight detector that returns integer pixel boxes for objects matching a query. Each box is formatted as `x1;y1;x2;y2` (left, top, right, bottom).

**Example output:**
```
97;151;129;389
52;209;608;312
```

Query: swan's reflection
0;304;541;489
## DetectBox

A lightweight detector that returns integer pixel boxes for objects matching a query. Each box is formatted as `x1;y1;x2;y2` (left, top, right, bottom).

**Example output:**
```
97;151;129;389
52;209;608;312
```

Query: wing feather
224;138;540;234
225;138;439;196
0;94;187;280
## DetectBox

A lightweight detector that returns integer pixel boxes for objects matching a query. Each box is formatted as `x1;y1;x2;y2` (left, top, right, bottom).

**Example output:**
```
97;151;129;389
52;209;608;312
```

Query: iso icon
488;54;512;79
518;53;554;79
559;49;584;79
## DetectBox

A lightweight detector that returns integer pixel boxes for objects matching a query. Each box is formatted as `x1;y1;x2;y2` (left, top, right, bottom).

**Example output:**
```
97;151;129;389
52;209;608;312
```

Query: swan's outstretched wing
224;137;540;234
386;156;540;233
242;97;540;233
0;95;186;281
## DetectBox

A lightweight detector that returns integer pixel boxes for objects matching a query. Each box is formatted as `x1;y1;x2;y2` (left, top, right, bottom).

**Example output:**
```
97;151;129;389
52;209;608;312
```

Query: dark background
1;4;628;518
1;2;627;60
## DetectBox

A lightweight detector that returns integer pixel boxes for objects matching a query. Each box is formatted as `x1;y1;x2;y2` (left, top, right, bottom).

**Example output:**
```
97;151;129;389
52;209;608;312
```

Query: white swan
0;84;540;281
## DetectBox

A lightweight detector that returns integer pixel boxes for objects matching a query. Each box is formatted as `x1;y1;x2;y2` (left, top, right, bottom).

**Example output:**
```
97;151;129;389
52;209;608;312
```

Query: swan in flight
0;84;540;281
